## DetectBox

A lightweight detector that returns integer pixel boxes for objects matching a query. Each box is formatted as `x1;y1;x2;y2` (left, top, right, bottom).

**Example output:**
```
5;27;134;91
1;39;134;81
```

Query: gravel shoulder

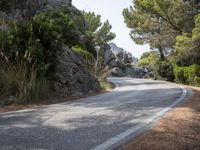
118;87;200;150
0;81;115;113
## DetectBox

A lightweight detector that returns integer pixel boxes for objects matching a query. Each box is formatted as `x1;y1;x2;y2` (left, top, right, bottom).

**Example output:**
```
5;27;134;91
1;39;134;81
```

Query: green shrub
72;46;93;60
0;59;49;103
99;80;115;91
157;61;175;81
173;64;200;86
0;7;82;78
137;51;160;70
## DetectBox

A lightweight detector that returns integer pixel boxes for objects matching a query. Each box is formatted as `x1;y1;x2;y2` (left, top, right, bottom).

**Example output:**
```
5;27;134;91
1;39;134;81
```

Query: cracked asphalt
0;78;190;150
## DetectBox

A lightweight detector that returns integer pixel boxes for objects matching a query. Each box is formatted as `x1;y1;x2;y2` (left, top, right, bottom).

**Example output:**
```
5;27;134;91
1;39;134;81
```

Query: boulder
54;46;100;97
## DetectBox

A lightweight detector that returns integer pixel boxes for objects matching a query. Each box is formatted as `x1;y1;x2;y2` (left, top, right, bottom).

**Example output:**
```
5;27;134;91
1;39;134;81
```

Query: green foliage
0;57;49;103
72;46;93;60
138;51;160;70
174;14;200;66
0;7;87;103
99;80;115;91
123;0;197;60
0;5;117;102
193;15;200;42
138;51;174;81
95;20;116;46
0;7;82;78
157;61;175;81
80;11;115;80
173;64;200;86
33;7;80;47
83;11;102;33
83;11;116;47
125;0;200;86
1;20;58;77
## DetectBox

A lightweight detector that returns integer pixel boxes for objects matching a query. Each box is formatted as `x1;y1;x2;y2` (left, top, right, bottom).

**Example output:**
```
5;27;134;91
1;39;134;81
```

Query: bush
157;61;175;81
137;51;160;70
99;80;115;91
0;57;49;103
0;7;81;78
173;64;200;86
72;46;93;61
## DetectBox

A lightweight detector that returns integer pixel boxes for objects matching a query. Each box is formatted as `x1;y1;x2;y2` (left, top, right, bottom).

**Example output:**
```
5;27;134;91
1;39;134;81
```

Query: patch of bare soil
0;80;117;113
0;91;105;113
119;89;200;150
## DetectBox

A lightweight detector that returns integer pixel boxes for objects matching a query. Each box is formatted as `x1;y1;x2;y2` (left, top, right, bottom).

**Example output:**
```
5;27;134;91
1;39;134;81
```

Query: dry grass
0;91;104;113
100;80;116;91
119;90;200;150
0;81;116;113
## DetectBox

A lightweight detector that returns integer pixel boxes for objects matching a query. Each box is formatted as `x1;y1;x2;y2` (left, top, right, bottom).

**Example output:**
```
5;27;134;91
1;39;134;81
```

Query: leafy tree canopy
83;11;116;47
123;0;198;60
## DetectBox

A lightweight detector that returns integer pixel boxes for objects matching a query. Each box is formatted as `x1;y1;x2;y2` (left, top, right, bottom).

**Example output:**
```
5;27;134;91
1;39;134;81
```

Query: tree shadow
0;84;192;150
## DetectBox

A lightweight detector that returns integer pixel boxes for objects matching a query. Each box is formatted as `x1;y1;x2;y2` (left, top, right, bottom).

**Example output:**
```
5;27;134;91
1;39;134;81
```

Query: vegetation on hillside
124;0;200;85
0;4;115;103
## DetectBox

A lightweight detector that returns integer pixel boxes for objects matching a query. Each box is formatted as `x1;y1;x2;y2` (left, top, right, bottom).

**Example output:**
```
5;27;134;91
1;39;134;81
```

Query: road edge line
91;84;189;150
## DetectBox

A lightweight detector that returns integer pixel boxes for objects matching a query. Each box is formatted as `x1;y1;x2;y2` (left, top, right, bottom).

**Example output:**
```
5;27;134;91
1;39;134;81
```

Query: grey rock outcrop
1;1;101;98
104;43;149;78
125;67;148;78
110;67;126;77
0;0;72;20
104;45;116;66
54;46;100;96
109;43;133;64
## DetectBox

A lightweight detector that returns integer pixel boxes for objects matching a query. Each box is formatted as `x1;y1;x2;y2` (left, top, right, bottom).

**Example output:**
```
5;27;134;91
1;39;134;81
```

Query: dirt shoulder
0;81;116;113
118;87;200;150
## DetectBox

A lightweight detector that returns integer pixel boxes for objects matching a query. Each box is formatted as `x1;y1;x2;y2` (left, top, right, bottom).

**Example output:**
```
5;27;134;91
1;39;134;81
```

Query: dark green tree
83;11;116;47
174;14;200;66
123;0;198;60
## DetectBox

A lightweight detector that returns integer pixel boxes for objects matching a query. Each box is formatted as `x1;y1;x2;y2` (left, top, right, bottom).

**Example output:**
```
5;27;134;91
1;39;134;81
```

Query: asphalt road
0;78;191;150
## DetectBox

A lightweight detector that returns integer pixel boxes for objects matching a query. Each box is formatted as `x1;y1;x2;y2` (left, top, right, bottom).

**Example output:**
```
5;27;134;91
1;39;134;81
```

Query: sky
72;0;150;58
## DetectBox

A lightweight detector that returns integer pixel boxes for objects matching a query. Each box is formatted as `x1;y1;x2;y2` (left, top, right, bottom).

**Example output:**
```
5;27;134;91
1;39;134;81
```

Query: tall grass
0;52;49;103
88;57;112;81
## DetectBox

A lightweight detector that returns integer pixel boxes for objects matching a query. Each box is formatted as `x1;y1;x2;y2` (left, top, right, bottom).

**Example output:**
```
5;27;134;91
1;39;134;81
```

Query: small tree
82;11;116;80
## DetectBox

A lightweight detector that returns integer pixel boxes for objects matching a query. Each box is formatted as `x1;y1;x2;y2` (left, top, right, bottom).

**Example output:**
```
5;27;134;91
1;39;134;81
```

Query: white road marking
91;85;188;150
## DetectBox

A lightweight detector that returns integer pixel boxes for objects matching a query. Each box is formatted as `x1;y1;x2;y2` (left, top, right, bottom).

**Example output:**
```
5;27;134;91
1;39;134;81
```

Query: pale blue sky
72;0;150;58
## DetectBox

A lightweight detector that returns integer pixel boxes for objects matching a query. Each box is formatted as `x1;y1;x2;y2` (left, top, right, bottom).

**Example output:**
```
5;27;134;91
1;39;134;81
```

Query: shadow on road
0;85;190;150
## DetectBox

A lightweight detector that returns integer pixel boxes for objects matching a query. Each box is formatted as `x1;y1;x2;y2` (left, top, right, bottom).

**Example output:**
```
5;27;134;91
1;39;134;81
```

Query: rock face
109;43;134;64
1;1;101;97
104;43;149;78
0;0;72;20
54;47;100;96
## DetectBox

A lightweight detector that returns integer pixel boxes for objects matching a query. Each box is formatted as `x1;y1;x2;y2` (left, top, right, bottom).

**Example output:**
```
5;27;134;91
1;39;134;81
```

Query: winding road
0;78;191;150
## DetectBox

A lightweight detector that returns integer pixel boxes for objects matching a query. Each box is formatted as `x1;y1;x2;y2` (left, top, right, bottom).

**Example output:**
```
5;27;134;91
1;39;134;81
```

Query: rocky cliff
104;43;149;78
0;0;101;97
0;0;72;20
54;47;100;96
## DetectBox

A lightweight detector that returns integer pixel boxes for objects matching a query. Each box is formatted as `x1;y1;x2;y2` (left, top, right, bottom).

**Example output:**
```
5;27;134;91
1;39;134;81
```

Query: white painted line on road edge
113;82;119;91
91;85;188;150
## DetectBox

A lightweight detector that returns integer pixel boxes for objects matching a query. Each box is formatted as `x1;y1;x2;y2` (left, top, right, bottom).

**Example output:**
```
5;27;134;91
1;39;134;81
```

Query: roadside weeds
0;81;116;113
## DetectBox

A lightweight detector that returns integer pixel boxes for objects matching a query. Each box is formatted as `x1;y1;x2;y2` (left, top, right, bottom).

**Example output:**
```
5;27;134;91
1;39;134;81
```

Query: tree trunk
158;46;165;61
